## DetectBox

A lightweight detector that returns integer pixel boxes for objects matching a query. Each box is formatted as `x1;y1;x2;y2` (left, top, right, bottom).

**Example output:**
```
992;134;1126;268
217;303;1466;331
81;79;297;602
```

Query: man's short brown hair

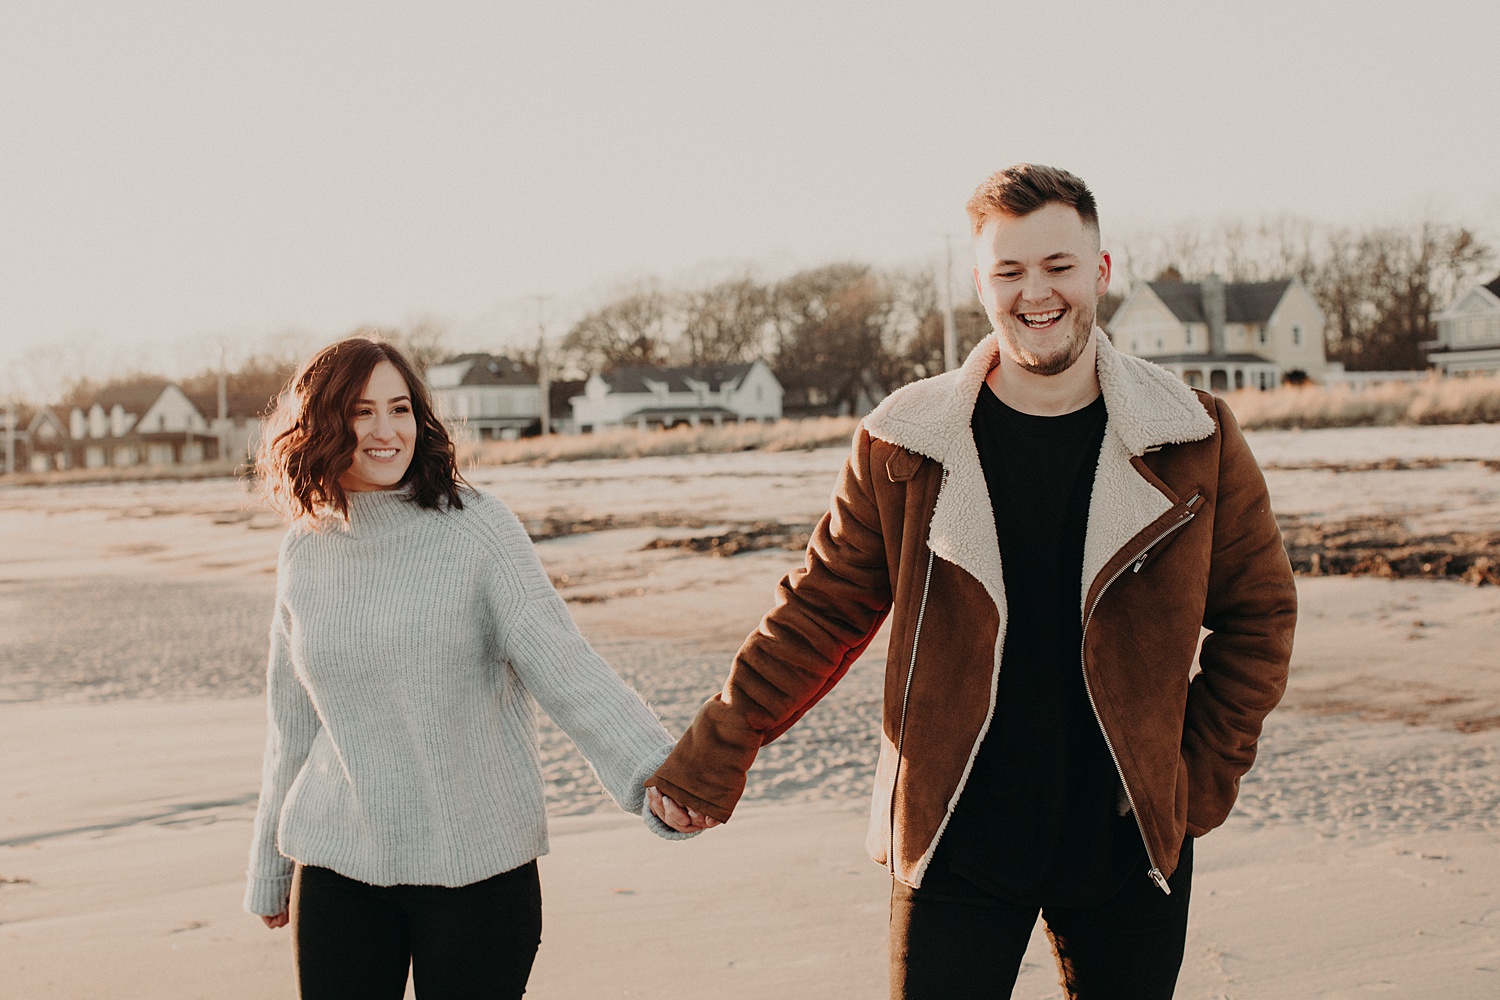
965;163;1099;238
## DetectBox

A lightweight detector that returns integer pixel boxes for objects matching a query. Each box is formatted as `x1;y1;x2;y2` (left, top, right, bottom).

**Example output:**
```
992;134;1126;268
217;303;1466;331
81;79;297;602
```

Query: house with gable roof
2;404;72;473
1107;275;1330;390
65;378;216;468
570;361;782;433
425;353;543;440
1426;275;1500;376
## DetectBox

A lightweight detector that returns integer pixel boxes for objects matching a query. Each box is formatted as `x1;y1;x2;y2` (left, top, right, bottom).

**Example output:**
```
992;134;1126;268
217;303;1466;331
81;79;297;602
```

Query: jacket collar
863;330;1215;462
862;330;1217;615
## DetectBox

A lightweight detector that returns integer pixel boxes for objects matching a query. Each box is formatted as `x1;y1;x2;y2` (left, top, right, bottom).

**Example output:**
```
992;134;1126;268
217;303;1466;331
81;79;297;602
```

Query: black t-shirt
938;386;1144;906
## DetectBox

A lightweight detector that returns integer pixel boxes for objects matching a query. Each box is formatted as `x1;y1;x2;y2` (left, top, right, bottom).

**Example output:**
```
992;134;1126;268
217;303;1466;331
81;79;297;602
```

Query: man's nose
1019;271;1053;303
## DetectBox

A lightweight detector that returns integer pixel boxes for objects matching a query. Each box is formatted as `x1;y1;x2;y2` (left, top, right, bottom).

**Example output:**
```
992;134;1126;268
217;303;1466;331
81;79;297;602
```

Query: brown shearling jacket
647;332;1296;889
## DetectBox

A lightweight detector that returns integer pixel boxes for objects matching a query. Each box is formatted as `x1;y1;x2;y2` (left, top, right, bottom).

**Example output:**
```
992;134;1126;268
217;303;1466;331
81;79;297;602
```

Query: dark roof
601;362;755;394
91;377;171;413
621;405;738;419
438;353;536;386
1486;275;1500;299
184;388;278;420
1147;280;1293;325
1144;352;1275;365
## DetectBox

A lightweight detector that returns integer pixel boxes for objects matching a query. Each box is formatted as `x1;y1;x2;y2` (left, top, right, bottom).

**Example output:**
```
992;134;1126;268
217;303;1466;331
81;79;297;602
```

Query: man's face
972;202;1111;376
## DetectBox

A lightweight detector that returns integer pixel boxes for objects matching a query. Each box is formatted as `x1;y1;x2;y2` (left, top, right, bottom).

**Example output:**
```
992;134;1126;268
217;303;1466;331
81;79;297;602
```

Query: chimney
1203;274;1226;357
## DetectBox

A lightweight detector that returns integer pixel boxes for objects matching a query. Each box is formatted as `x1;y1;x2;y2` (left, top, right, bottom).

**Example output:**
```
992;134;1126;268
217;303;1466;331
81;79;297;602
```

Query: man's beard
996;298;1097;376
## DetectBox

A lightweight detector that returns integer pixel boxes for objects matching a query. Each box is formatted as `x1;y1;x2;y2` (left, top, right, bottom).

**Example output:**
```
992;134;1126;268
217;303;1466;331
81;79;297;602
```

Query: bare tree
770;264;899;414
676;276;774;366
561;281;676;373
886;267;989;384
1314;222;1493;370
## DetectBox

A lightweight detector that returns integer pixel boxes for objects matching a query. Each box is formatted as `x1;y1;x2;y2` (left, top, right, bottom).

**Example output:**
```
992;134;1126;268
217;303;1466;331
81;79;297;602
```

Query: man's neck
985;329;1103;416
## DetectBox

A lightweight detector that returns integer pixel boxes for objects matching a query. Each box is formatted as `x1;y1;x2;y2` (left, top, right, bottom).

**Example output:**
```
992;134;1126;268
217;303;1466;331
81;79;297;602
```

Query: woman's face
339;360;418;492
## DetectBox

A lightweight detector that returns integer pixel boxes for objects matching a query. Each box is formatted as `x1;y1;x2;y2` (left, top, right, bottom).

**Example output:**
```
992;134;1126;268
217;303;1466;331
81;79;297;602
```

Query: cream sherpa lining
860;330;1216;885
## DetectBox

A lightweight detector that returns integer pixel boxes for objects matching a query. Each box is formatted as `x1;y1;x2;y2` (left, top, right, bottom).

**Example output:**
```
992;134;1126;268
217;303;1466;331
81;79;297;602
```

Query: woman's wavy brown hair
258;336;466;525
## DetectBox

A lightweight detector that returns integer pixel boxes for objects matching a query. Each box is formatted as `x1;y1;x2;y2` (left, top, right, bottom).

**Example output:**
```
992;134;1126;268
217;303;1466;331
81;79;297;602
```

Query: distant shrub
459;416;862;467
1224;374;1500;430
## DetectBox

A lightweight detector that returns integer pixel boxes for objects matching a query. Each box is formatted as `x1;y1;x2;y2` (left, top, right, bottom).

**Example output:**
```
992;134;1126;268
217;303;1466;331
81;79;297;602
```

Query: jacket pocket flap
886;448;925;482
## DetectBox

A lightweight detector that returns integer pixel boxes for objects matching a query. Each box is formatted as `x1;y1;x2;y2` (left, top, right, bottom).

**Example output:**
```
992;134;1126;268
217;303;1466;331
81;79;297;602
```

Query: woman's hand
648;786;721;833
261;910;289;929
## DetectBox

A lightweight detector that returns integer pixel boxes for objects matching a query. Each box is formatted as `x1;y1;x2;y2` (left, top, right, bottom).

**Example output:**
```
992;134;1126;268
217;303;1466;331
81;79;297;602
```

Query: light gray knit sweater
244;486;679;917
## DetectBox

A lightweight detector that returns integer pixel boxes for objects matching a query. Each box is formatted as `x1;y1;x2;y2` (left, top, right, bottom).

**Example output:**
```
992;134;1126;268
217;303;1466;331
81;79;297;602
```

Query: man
647;164;1296;998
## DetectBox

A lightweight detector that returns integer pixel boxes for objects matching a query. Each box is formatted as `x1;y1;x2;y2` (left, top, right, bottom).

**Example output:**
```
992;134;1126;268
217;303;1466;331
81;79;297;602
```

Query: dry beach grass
2;422;1499;997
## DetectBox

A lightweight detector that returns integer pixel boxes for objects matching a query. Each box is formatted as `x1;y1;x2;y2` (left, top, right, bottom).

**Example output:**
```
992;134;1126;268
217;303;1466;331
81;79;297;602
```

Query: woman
244;337;686;998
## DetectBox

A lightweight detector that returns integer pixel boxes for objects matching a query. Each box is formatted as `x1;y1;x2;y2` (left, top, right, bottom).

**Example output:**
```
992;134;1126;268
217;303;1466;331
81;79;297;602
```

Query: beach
3;423;1499;998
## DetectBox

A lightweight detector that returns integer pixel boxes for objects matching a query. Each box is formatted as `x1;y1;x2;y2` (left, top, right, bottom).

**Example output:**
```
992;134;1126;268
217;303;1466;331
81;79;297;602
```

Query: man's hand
261;910;289;929
648;786;721;833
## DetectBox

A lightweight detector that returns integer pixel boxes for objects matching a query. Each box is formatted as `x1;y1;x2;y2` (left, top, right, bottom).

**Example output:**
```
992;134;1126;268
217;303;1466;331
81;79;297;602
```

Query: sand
2;423;1499;997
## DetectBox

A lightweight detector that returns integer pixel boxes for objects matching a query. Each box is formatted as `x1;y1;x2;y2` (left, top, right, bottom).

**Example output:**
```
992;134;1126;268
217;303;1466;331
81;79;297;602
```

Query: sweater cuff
620;743;675;816
641;796;698;841
244;872;294;917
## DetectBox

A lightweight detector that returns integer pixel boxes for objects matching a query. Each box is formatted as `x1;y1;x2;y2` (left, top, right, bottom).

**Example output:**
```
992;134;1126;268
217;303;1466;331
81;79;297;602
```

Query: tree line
557;215;1494;403
556;264;992;414
1116;217;1494;371
41;215;1496;417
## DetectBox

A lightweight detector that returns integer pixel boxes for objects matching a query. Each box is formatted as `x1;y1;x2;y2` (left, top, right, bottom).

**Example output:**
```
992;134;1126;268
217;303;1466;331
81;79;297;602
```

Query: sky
3;0;1498;400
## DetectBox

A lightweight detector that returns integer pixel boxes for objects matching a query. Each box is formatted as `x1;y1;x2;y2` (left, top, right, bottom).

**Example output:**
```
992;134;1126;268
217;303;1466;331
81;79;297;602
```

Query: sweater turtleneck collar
341;486;420;537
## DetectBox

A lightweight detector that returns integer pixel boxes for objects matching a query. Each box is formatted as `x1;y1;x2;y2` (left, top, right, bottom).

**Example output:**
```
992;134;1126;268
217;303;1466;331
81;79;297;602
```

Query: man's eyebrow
994;251;1081;266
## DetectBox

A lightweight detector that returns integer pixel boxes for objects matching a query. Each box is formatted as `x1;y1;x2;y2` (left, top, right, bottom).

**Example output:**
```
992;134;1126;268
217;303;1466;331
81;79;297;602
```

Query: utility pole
941;235;959;372
217;344;229;463
2;404;14;475
531;296;551;436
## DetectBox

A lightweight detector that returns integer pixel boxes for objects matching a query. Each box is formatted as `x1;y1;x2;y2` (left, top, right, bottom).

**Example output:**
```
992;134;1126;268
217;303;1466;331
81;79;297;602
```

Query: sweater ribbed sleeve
243;489;681;918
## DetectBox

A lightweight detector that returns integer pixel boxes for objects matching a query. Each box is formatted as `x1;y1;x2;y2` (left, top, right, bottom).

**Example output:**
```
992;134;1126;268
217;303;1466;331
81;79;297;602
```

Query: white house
1107;276;1330;390
68;380;213;468
570;361;782;432
426;354;543;440
1426;275;1500;376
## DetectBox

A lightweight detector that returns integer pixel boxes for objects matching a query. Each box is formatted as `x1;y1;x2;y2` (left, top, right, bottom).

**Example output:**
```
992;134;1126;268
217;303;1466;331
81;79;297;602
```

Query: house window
1292;323;1303;347
1258;326;1267;346
1156;338;1164;350
1184;328;1193;348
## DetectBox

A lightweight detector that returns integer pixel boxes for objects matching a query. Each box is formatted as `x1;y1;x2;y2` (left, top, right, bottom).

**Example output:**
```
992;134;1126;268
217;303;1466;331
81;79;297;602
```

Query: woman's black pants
291;861;543;999
890;838;1193;999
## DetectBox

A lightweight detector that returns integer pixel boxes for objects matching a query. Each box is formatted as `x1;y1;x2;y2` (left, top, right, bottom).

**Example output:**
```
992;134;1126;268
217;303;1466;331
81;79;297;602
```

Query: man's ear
1096;250;1112;297
972;264;984;303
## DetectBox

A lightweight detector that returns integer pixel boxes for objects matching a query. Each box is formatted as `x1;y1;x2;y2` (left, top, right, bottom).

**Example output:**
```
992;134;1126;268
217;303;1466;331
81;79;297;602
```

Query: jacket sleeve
1183;396;1296;836
647;426;896;822
484;501;682;837
244;598;321;916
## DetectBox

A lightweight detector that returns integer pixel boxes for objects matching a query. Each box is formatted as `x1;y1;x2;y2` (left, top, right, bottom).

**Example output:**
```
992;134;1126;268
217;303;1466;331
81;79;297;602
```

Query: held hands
648;786;722;834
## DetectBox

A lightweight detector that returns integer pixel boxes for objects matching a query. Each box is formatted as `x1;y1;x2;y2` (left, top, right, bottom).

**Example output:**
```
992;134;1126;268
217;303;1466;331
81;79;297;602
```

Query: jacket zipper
889;467;947;875
1079;491;1202;894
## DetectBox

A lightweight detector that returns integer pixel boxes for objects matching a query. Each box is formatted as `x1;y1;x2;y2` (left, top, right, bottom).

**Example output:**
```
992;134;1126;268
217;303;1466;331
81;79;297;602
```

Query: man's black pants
890;838;1193;999
291;861;543;999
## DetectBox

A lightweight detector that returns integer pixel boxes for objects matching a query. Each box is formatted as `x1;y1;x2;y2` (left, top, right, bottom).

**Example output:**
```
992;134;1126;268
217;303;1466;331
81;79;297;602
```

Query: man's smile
1018;307;1066;329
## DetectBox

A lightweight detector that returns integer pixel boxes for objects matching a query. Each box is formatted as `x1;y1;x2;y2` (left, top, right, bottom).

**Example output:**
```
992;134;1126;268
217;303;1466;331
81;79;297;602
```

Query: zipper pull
1149;868;1172;894
1132;552;1150;573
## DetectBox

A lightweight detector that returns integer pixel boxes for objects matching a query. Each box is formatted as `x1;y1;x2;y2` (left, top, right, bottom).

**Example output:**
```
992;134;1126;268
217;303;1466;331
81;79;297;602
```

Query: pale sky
3;1;1497;399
